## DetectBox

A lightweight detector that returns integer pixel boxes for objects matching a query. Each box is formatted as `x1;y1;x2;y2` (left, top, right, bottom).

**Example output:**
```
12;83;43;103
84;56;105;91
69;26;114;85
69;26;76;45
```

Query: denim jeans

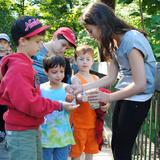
6;129;42;160
43;145;70;160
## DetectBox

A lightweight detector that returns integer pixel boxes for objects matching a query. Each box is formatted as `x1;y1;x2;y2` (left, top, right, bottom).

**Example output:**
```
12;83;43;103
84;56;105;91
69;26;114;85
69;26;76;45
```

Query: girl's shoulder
119;30;147;51
123;30;144;42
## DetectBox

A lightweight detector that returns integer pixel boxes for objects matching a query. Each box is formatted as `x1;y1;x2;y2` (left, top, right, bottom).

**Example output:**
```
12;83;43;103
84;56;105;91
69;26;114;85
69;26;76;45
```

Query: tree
118;0;160;14
118;0;160;61
97;0;116;10
0;0;15;37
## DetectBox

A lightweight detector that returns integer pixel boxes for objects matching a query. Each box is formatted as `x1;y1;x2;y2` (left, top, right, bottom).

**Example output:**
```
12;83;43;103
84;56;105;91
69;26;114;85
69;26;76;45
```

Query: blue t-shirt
32;47;48;83
40;82;75;148
32;46;72;84
115;30;156;95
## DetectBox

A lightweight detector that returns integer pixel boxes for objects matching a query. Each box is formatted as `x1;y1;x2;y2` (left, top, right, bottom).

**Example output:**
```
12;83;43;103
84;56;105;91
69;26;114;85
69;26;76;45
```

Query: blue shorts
42;145;70;160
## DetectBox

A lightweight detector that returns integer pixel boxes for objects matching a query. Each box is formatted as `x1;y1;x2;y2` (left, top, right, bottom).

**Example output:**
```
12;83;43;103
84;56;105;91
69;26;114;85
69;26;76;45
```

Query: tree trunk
96;0;116;62
139;0;145;31
97;0;116;10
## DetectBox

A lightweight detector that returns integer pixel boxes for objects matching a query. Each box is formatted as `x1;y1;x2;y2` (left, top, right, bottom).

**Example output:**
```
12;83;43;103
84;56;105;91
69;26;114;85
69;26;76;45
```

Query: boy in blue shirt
33;27;76;84
40;55;77;160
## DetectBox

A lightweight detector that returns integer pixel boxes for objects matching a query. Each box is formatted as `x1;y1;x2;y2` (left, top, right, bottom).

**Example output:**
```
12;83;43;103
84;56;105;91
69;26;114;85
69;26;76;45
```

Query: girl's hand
76;93;83;101
72;84;83;95
65;85;74;94
87;88;111;104
65;84;83;95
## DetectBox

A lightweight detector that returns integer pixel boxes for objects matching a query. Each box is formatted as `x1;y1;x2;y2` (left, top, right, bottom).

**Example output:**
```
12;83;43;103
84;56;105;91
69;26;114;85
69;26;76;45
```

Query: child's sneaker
0;131;6;143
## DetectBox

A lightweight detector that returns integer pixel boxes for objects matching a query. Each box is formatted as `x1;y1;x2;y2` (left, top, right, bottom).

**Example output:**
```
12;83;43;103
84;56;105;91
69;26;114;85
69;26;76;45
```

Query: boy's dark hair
43;55;66;72
57;34;76;48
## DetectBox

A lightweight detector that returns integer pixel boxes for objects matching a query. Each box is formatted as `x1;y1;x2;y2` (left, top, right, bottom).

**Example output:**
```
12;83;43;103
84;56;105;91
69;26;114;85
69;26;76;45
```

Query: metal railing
91;62;160;159
113;62;160;160
104;92;160;160
132;92;160;160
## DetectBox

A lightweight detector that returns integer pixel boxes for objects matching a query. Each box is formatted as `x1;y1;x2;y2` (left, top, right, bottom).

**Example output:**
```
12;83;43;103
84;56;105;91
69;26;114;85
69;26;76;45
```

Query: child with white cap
0;33;11;58
0;33;11;143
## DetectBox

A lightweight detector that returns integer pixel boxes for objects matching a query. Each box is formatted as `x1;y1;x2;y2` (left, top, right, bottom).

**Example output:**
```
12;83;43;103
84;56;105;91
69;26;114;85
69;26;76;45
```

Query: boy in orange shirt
70;45;108;160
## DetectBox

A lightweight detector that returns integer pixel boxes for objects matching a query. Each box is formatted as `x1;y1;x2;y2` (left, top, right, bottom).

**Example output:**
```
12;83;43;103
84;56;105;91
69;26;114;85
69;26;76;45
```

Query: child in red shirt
0;16;77;160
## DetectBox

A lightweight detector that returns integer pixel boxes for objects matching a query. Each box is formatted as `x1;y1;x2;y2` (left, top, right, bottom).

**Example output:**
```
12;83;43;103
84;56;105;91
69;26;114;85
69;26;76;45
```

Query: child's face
20;35;43;57
52;38;71;56
85;24;101;41
76;52;93;73
45;65;65;85
0;39;10;56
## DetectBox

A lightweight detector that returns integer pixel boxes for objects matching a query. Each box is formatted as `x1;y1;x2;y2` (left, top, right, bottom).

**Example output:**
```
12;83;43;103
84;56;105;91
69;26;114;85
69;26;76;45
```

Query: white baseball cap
0;33;10;42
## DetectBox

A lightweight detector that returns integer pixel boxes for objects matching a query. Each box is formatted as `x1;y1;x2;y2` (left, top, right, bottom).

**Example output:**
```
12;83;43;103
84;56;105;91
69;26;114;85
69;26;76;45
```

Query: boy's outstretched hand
61;101;79;112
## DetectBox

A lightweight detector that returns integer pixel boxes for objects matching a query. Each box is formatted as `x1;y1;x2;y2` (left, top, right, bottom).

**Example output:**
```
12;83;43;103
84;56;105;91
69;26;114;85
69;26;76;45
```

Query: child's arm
71;75;81;85
100;103;110;113
2;66;62;118
61;101;79;112
71;76;84;101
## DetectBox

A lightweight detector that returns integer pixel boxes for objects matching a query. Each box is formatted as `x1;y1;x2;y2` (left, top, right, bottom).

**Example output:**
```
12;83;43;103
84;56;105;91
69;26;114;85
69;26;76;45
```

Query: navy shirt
32;46;72;84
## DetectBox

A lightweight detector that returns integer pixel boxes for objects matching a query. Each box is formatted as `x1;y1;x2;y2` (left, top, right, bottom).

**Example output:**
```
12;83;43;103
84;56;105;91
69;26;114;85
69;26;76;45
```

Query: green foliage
142;0;160;15
118;0;160;14
144;15;160;61
117;0;160;61
77;30;99;61
0;11;15;35
118;0;133;4
0;0;15;43
0;0;159;61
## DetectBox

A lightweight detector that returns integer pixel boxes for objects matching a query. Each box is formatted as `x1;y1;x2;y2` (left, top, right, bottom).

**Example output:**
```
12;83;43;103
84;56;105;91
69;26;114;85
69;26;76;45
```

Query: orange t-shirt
70;73;98;129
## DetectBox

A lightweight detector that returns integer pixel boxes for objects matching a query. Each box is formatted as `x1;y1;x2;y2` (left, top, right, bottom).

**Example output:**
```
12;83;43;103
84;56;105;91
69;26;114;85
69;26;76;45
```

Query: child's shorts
70;128;99;158
6;129;42;160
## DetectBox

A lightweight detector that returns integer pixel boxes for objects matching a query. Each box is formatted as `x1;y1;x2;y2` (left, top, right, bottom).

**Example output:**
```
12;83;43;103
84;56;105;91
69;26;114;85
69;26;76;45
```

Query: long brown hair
81;2;135;61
